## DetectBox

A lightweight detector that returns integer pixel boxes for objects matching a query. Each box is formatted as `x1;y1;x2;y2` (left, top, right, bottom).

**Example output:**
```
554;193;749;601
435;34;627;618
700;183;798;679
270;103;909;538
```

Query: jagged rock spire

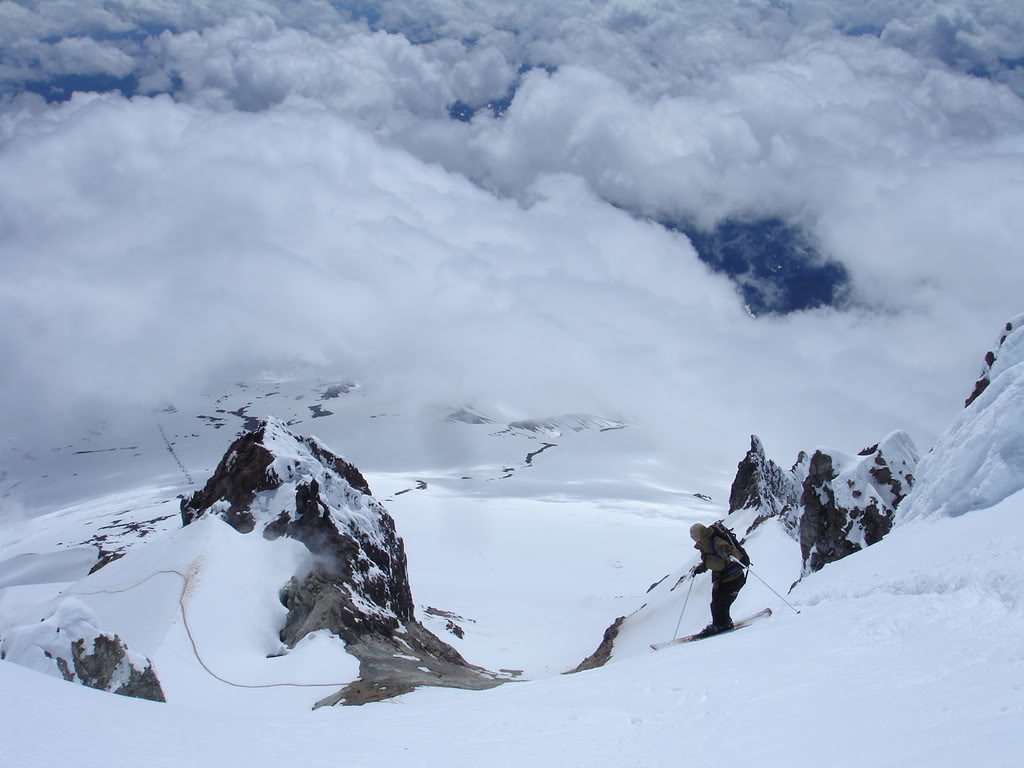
728;435;801;537
181;418;414;635
180;418;503;705
726;431;918;575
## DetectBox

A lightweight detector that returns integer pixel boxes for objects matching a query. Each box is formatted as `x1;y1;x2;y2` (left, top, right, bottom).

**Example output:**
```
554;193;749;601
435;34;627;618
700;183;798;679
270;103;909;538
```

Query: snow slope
4;314;1024;763
900;317;1024;522
2;488;1022;767
3;352;1024;765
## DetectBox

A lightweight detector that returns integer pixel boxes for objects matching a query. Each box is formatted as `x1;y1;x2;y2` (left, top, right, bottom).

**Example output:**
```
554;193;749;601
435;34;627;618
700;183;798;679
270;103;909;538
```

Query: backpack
710;521;751;567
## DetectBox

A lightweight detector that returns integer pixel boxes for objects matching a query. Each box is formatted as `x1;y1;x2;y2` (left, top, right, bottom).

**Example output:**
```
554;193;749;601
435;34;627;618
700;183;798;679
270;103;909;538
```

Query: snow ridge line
64;567;354;692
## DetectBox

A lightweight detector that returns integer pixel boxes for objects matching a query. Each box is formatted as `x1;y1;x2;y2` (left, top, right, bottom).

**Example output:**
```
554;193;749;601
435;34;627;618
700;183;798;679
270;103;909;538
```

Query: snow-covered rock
180;418;504;705
0;598;165;702
799;431;918;574
181;418;413;636
900;314;1024;522
964;313;1024;407
722;431;917;574
728;435;801;538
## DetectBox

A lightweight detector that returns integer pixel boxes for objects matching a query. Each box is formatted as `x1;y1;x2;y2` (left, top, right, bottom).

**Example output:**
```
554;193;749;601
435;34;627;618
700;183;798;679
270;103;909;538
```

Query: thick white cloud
1;0;1022;483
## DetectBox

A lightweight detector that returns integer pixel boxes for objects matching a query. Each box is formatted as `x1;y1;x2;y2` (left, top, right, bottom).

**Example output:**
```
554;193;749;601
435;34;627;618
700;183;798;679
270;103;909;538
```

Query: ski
650;608;772;650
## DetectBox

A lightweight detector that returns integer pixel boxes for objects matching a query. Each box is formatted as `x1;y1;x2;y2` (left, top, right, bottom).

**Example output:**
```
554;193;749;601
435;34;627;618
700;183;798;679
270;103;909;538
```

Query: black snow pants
710;567;747;628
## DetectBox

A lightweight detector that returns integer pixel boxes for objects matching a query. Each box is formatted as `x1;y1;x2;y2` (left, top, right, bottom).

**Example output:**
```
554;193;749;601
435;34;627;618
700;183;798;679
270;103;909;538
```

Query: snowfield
2;488;1022;767
3;0;1024;765
5;314;1024;763
3;373;1024;766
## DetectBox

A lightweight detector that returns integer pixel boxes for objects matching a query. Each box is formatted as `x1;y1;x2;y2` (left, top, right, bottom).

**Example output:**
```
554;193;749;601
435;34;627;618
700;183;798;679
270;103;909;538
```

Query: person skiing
688;522;748;638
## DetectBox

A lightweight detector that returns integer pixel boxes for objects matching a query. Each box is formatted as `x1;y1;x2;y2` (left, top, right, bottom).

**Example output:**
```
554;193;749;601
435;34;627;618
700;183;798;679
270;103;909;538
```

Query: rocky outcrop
179;427;277;533
180;418;505;704
68;634;165;701
799;432;918;574
0;598;165;702
181;419;410;641
313;623;503;708
567;616;626;674
728;435;801;537
726;432;918;575
965;315;1024;407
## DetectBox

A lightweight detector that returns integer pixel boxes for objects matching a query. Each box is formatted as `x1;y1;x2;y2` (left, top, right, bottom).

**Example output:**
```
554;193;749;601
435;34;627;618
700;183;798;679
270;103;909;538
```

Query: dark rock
800;452;867;573
966;378;991;408
180;426;276;530
966;316;1022;407
646;574;670;593
227;406;263;433
728;435;801;537
55;655;74;681
279;562;412;647
423;606;470;639
89;548;125;574
567;616;626;674
181;418;498;705
870;453;913;508
302;437;372;496
798;433;917;574
313;623;504;707
70;635;165;702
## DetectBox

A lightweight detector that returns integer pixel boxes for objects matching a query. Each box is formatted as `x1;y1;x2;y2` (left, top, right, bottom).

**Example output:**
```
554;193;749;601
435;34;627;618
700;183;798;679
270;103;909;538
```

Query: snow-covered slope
2;0;1023;762
3;312;1024;763
900;315;1024;522
3;486;1022;767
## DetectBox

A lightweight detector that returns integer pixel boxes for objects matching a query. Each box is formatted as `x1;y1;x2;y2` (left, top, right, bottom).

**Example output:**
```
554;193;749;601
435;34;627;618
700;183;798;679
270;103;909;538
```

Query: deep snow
2;488;1022;767
4;349;1024;765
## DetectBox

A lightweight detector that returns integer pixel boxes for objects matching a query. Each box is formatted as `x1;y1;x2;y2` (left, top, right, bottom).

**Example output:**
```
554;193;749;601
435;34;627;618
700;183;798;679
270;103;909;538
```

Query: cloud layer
2;1;1023;480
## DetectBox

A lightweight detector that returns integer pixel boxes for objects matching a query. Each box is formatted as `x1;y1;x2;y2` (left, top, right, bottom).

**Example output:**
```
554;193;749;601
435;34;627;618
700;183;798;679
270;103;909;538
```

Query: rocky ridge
0;597;165;702
572;315;1024;670
728;435;802;538
724;431;917;575
796;432;918;575
180;418;506;705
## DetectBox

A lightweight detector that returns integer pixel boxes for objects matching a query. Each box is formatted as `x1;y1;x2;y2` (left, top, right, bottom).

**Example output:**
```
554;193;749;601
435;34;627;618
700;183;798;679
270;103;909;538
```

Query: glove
689;563;705;577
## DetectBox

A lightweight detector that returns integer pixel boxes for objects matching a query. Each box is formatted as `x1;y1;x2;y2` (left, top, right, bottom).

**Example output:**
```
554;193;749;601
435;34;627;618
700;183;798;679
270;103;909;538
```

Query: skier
688;522;748;638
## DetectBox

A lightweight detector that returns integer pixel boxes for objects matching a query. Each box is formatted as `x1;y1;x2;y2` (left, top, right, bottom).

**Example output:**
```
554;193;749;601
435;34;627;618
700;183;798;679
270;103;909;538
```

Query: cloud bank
1;1;1023;479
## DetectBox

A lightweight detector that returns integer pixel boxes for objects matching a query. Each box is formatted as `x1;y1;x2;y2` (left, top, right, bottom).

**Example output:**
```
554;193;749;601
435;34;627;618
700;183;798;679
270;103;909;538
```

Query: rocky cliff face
728;435;801;537
180;418;504;705
725;431;918;575
0;598;165;702
798;432;918;574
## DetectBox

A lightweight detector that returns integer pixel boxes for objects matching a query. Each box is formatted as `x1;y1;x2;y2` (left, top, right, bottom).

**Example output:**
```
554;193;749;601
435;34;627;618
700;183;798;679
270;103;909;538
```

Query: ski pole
671;574;696;640
744;564;801;615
